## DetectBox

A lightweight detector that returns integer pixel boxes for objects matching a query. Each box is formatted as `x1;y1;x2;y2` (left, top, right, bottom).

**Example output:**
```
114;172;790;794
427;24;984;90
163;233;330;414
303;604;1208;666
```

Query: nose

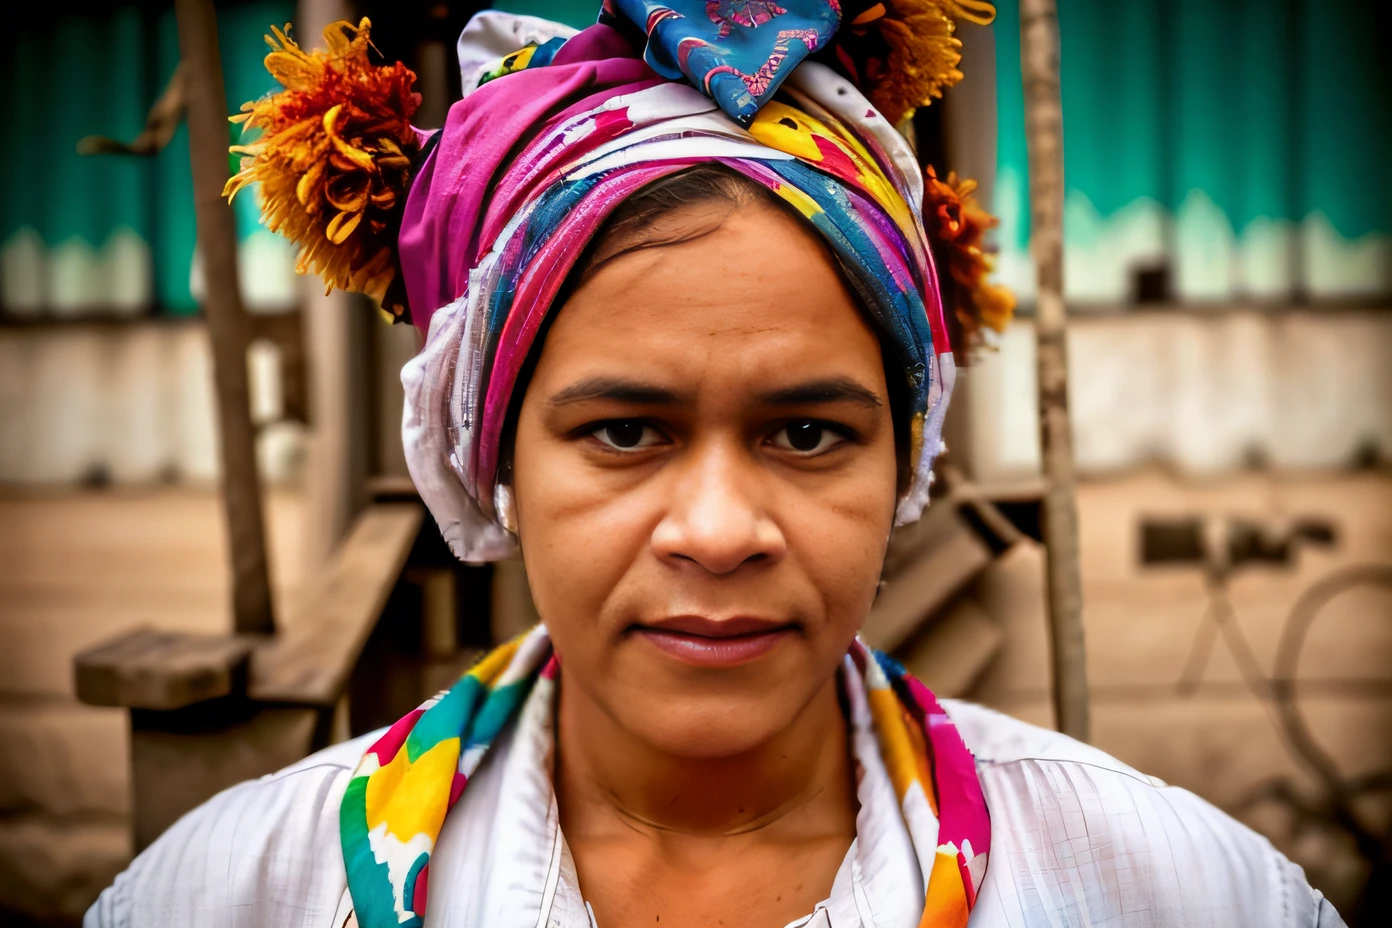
650;440;787;575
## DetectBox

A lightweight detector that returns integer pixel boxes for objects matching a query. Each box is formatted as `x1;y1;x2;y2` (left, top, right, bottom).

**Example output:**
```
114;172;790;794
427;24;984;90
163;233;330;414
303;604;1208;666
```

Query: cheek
782;454;898;632
511;419;653;643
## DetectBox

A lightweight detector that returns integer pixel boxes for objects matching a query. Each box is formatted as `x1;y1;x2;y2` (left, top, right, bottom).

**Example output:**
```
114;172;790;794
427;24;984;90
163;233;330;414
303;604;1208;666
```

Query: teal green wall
493;0;596;30
1;2;294;314
7;1;1385;311
994;0;1392;250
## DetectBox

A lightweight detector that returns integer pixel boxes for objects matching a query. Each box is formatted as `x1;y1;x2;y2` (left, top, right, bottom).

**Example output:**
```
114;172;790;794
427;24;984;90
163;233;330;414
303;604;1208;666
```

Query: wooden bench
74;503;429;848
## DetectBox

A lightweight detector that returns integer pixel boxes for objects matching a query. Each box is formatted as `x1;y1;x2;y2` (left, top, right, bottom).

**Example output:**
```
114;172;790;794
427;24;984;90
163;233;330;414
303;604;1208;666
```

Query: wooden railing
73;503;434;849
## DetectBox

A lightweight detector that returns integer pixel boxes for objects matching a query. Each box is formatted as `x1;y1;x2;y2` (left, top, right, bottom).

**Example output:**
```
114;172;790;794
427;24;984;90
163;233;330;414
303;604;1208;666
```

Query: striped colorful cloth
340;626;990;927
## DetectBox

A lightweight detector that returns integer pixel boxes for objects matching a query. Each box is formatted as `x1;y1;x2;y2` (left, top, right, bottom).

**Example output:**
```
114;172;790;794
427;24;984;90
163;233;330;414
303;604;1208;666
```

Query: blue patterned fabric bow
599;0;842;124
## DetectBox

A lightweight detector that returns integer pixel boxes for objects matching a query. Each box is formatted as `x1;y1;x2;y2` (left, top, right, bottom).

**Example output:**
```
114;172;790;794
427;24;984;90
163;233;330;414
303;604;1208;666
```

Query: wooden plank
863;508;995;653
934;465;1026;551
298;0;369;576
366;474;419;501
896;594;1005;698
74;629;252;710
250;503;423;705
881;496;972;581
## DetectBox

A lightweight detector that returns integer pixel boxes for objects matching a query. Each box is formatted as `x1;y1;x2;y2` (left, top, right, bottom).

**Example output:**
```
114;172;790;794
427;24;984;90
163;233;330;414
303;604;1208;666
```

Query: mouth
631;616;797;667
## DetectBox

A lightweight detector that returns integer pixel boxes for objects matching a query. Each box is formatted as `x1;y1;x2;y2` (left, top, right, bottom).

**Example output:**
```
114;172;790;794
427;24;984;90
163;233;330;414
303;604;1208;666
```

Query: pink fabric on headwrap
399;25;662;335
476;164;685;489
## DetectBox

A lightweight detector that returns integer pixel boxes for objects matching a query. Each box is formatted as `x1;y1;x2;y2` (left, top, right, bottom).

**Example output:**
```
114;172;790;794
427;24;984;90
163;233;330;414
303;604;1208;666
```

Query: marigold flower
223;18;420;319
924;165;1015;353
848;0;997;125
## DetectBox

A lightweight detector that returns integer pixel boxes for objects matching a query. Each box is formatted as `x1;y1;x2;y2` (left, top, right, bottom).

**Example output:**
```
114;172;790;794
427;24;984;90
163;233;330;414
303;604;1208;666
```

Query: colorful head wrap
226;2;1012;563
405;13;959;561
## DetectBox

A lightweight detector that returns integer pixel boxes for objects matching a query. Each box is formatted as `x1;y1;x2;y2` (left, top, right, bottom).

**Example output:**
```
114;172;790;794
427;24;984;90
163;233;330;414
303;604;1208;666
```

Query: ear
495;483;519;535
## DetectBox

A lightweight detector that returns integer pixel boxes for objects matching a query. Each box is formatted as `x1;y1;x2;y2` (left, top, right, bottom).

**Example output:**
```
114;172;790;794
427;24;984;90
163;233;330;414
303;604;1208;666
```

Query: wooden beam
298;0;368;575
896;594;1005;699
864;502;995;653
73;504;424;713
251;503;423;705
175;0;275;634
1019;0;1091;741
74;629;253;711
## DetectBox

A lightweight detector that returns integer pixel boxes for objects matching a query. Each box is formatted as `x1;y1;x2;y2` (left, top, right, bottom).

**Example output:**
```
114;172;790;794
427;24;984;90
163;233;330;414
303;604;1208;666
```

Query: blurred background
1;0;1388;924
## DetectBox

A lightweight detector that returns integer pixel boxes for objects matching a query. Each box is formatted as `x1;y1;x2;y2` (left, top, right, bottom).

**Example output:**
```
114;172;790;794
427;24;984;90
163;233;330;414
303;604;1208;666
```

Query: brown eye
769;420;846;456
786;421;823;451
592;421;663;451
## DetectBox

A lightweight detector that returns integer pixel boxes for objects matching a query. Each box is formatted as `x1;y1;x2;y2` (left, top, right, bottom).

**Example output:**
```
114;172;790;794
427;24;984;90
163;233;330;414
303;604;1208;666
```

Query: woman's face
511;199;898;759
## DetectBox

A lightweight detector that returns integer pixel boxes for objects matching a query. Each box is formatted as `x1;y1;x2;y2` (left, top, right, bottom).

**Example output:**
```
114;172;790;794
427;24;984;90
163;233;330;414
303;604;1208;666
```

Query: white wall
957;309;1392;482
0;322;305;487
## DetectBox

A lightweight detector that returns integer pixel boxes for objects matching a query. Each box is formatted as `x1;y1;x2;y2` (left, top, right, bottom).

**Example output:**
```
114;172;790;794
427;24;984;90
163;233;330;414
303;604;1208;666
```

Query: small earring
495;483;519;535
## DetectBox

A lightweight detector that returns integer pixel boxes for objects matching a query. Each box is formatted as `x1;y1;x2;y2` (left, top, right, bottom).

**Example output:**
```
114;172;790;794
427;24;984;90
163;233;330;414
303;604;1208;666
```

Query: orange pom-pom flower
923;165;1015;355
223;18;420;319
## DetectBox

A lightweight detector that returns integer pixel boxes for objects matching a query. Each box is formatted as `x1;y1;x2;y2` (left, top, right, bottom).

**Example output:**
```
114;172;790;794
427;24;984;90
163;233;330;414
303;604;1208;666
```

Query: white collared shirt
87;693;1345;928
423;655;923;928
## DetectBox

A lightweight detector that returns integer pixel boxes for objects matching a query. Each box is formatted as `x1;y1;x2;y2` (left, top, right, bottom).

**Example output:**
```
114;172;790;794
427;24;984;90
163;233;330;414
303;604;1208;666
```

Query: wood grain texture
864;504;994;653
175;0;276;635
250;503;423;705
74;629;253;711
1019;0;1091;741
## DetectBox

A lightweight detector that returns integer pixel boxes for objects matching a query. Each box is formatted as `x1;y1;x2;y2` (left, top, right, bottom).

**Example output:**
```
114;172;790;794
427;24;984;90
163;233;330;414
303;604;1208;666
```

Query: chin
626;697;798;759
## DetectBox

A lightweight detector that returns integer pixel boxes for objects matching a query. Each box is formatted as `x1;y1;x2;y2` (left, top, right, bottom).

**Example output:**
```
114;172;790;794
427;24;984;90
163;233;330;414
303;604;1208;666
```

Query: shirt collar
431;658;924;928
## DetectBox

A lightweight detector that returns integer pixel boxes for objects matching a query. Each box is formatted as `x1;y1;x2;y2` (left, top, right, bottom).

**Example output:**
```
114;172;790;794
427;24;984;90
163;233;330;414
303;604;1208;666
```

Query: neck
554;668;856;840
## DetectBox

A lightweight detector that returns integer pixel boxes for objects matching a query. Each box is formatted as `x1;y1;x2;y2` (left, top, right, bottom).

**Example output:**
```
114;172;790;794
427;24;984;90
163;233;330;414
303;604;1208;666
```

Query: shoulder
941;700;1345;928
84;732;381;928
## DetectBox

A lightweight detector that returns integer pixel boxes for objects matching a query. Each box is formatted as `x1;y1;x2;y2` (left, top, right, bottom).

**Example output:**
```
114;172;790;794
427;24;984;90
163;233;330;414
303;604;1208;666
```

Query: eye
769;420;847;455
591;420;666;452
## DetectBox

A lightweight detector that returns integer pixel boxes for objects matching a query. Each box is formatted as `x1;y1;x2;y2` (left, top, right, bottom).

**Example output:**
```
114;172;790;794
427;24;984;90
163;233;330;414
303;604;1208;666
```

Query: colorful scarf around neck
340;625;991;927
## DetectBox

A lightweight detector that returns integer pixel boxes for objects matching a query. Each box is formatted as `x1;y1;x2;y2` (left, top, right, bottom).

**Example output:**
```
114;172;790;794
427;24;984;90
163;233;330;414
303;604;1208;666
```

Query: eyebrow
547;376;882;409
548;378;679;407
759;378;883;408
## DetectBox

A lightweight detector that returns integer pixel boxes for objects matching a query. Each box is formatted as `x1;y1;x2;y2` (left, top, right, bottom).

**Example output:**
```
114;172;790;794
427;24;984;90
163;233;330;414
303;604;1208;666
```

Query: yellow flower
223;18;420;319
861;0;997;125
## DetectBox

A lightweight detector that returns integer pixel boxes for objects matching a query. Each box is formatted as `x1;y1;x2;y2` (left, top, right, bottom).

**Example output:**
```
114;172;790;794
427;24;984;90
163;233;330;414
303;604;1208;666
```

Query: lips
632;616;796;667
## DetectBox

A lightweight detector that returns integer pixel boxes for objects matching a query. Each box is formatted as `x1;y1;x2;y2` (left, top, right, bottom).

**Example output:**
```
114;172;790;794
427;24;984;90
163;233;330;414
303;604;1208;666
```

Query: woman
89;4;1343;927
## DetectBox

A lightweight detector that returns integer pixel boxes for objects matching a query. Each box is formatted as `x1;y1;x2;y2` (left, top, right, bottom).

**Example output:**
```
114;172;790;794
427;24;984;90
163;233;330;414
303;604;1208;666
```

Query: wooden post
300;0;368;572
176;0;275;634
1019;0;1090;741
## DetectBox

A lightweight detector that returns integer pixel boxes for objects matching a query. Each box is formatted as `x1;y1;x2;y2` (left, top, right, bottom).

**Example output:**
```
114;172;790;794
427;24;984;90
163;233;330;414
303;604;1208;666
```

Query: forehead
535;204;886;392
